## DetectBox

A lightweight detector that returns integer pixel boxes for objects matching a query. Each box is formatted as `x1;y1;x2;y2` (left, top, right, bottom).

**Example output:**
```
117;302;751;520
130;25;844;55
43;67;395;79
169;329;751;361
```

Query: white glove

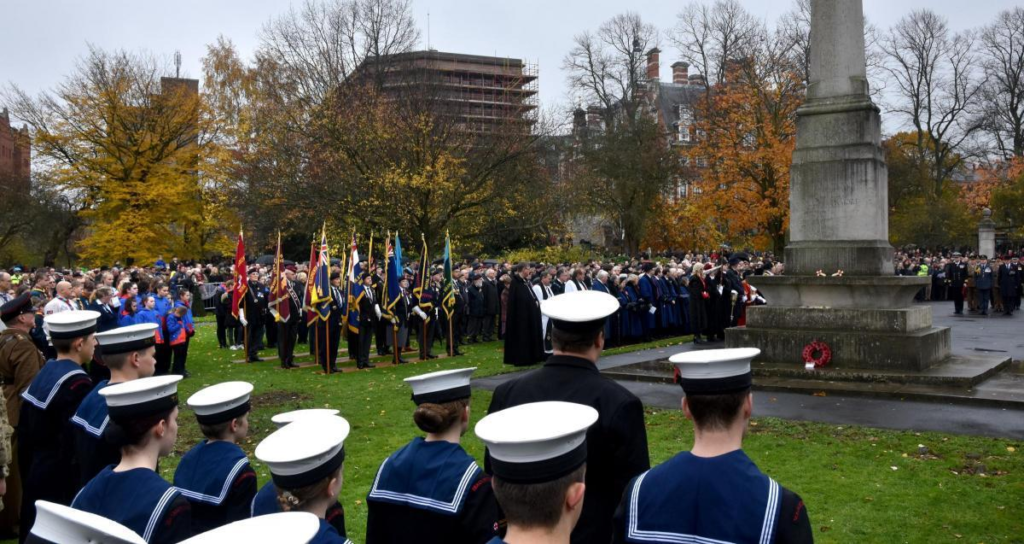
413;306;427;320
731;290;738;296
374;304;382;319
239;314;248;326
741;295;748;303
648;306;657;315
755;296;766;304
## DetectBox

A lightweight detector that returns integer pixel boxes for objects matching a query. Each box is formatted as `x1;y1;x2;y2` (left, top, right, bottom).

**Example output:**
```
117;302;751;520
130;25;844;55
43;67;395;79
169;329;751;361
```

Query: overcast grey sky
1;0;1017;128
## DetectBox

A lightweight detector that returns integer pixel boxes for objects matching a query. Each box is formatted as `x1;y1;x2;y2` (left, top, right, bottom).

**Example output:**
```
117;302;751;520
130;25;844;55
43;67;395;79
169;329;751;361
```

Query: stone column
784;0;892;276
979;208;996;259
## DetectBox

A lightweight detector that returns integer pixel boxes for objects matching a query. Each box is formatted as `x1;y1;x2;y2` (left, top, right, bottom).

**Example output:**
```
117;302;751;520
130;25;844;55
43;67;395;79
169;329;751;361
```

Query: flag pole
391;231;400;366
324;223;332;376
312;234;319;372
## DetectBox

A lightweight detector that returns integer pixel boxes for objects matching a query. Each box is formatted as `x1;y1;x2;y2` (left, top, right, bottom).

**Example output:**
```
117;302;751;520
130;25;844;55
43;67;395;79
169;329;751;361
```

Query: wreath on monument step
802;340;832;368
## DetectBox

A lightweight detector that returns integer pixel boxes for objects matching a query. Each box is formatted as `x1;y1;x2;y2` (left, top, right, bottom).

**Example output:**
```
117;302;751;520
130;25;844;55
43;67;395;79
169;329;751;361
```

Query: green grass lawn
29;325;1024;543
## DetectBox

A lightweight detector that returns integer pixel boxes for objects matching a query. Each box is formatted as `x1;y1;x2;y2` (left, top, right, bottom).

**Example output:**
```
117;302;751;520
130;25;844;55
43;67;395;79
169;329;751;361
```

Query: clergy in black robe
487;290;650;544
502;264;544;367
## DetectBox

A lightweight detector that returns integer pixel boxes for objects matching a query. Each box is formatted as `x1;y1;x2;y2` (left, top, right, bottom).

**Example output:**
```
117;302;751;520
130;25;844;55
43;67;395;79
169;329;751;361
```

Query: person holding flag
269;232;301;370
411;236;434;361
440;232;463;357
311;228;341;374
384;234;411;365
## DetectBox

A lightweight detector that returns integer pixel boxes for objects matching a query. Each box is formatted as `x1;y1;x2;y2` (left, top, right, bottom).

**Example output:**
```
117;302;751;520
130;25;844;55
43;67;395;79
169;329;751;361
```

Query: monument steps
600;355;1023;409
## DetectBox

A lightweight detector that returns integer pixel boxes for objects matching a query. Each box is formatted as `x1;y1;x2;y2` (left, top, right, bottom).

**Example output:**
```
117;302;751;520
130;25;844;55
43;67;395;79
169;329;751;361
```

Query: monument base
729;275;951;371
725;322;950;372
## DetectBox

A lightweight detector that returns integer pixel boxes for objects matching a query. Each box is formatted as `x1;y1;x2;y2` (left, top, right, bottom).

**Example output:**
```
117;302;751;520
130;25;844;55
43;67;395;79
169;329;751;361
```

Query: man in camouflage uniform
0;294;46;537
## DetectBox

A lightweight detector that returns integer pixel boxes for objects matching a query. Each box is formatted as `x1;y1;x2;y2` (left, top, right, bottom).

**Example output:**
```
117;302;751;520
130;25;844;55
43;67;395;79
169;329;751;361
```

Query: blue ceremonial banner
441;232;455;318
312;229;332;321
386;233;403;314
346;234;363;334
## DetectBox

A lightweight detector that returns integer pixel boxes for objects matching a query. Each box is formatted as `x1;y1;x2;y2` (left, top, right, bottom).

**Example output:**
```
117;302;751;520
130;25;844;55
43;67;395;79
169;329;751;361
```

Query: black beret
1;293;34;323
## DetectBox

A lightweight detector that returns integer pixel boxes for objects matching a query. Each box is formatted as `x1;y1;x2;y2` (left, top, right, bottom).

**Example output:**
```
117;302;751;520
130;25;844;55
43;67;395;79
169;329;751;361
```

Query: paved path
474;302;1024;439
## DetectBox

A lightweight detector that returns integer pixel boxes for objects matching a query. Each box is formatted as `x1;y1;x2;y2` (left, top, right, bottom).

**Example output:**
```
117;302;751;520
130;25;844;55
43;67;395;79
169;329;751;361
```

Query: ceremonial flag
268;231;290;323
346;233;364;334
386;232;403;315
303;236;318;326
367;232;375;273
230;230;247;319
412;234;428;301
441;231;455;318
311;227;332;321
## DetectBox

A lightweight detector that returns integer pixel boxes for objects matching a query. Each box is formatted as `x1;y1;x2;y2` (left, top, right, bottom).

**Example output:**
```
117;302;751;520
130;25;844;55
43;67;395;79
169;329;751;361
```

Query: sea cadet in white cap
174;382;257;534
252;410;347;536
72;375;193;544
254;415;353;544
26;500;145;544
611;348;813;544
72;323;159;487
365;368;503;543
486;290;650;543
19;310;99;538
179;511;319;544
476;401;598;544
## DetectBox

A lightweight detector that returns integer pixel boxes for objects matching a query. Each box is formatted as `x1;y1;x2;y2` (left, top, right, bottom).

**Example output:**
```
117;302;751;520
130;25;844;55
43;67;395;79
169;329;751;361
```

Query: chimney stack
646;48;661;81
672;62;690;85
688;73;705;87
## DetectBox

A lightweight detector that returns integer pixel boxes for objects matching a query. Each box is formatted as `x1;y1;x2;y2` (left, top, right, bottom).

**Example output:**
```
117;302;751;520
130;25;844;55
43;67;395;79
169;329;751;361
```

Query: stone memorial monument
726;0;952;371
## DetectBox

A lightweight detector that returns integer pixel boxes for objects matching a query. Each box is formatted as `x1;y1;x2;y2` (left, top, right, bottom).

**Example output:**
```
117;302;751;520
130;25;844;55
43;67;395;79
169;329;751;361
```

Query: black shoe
249;357;263;362
427;354;438;359
181;370;192;378
453;350;465;356
364;363;376;369
280;363;292;369
398;358;410;364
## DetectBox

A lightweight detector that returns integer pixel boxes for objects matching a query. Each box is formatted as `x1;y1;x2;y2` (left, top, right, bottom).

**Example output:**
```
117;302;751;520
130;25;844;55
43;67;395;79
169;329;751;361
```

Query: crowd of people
894;249;1023;316
0;285;812;543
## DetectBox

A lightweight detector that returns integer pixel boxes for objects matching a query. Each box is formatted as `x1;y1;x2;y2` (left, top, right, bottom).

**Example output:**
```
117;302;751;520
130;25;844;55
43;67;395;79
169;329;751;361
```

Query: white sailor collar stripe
625;471;781;544
176;458;250;506
367;457;479;514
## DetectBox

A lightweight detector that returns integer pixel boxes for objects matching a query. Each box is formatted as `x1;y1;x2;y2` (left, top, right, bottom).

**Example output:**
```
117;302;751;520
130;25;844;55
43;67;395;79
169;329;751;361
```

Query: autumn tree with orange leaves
683;52;803;254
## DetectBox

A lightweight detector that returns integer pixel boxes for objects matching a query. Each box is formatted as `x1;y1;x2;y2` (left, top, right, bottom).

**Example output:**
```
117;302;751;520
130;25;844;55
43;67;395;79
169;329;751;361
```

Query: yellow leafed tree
4;47;235;265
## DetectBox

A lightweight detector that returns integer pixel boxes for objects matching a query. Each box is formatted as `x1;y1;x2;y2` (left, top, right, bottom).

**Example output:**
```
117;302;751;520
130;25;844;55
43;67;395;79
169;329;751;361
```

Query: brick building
0;107;31;190
355;50;538;133
565;49;708;248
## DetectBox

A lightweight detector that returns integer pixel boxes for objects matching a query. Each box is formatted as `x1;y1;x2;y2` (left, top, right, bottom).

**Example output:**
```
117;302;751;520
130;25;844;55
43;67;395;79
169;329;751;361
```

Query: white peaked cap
404;367;476;404
187;381;254;424
475;401;598;484
99;375;182;422
44;310;101;339
256;415;350;488
540;290;618;333
29;501;146;544
179;512;320;544
271;408;340;428
669;347;760;395
94;323;158;354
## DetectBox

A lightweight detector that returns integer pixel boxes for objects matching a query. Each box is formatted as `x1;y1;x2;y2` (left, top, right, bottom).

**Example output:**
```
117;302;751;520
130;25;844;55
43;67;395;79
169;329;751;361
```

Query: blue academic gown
611;450;813;544
70;379;121;487
591;280;614;340
365;438;502;544
637;274;658;332
173;440;257;534
251;482;349;538
19;359;94;536
619;286;643;340
73;466;192;544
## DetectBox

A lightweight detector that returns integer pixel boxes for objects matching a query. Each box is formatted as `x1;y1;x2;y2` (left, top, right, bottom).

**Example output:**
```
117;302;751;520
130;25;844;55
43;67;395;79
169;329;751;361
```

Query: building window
678;106;692;142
